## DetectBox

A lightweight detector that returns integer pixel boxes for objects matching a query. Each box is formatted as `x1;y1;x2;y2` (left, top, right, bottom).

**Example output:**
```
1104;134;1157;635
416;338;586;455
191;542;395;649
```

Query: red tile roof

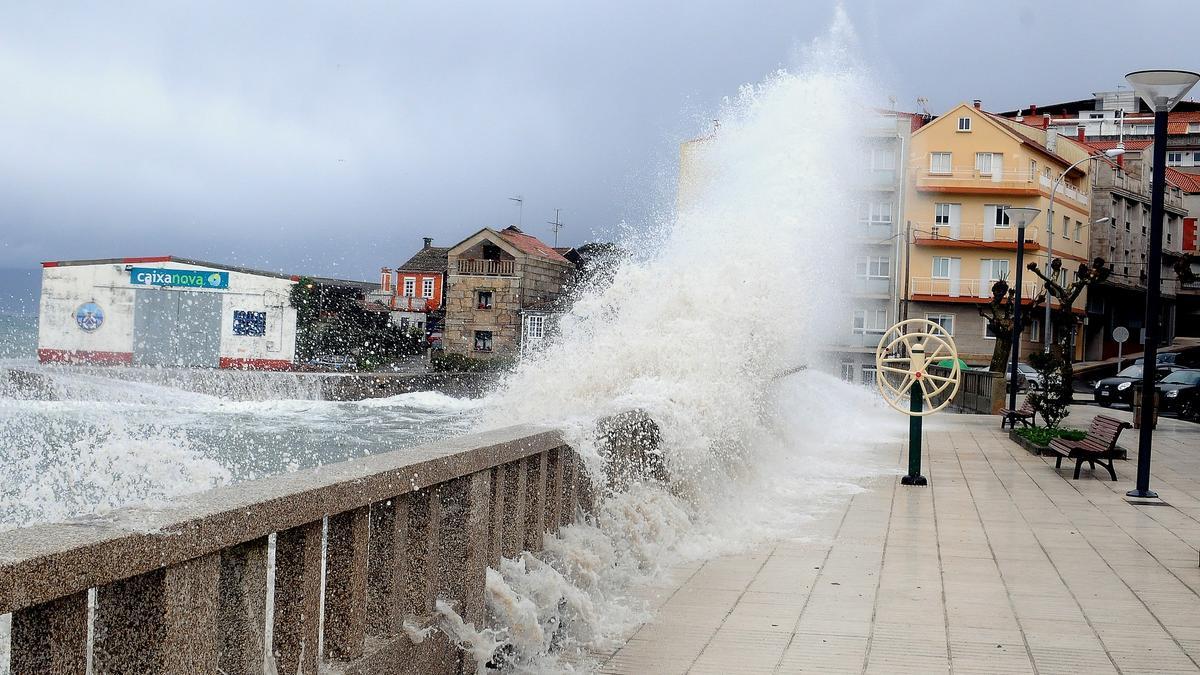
1082;138;1153;151
499;226;571;263
1166;167;1200;193
1168;110;1200;134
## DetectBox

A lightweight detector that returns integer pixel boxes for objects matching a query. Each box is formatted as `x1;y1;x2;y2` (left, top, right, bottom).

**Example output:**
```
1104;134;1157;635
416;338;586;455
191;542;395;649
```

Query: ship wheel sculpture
874;318;963;486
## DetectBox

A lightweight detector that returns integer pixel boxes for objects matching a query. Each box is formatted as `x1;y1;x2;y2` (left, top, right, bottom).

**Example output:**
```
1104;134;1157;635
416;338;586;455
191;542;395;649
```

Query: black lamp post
1004;207;1040;414
1124;69;1200;500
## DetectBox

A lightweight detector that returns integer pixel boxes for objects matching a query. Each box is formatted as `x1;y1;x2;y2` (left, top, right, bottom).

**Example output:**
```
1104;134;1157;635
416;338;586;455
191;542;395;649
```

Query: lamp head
1001;207;1040;229
1104;147;1125;158
1125;70;1200;112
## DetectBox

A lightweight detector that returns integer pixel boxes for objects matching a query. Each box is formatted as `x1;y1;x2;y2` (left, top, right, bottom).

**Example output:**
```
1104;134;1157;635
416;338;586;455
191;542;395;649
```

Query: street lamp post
1004;207;1040;414
1124;69;1200;500
1043;150;1124;351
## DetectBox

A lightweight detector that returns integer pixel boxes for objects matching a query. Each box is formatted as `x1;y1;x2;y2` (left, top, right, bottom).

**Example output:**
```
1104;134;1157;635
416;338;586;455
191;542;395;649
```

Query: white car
1017;363;1042;390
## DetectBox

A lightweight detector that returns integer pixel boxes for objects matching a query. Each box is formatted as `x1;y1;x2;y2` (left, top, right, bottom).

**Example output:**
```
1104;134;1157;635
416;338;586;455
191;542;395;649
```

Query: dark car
1156;369;1200;420
1094;364;1182;406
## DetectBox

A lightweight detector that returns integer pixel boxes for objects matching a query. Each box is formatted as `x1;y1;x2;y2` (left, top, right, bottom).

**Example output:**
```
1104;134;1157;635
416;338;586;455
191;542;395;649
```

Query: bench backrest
1020;399;1036;414
1085;415;1131;451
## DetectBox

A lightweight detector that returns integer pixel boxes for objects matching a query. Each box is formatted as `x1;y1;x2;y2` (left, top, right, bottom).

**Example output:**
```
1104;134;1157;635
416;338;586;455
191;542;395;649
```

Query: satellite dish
875;318;962;417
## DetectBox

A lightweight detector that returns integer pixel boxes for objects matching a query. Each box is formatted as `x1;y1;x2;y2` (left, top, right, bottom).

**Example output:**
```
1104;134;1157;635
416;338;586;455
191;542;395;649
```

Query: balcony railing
910;277;1041;299
455;259;515;276
915;222;1043;244
394;295;433;312
915;169;1089;207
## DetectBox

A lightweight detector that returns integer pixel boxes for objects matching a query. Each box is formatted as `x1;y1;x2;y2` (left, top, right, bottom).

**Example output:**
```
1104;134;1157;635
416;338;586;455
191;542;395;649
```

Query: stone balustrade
0;422;607;675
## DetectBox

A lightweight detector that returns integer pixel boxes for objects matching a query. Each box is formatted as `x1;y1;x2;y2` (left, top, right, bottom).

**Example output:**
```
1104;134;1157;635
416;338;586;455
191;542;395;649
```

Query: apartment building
835;111;918;385
901;102;1094;365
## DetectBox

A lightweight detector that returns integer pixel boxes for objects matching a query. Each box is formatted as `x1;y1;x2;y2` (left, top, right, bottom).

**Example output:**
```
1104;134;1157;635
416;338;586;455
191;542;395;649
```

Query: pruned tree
977;277;1044;373
1025;257;1110;404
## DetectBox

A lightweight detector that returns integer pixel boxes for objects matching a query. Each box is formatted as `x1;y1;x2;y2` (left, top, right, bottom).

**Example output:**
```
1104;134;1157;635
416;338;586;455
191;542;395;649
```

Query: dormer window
957;116;972;132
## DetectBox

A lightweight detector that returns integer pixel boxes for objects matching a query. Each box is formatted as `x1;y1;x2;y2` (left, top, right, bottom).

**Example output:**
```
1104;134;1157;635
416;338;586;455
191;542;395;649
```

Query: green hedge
1014;426;1086;447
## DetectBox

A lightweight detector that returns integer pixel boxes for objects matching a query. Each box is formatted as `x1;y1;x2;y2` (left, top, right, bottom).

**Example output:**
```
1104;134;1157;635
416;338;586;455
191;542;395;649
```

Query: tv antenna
508;195;524;227
916;96;931;117
548;209;564;247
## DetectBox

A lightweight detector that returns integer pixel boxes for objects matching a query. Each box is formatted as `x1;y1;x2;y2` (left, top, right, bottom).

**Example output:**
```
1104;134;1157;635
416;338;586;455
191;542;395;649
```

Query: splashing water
436;11;908;671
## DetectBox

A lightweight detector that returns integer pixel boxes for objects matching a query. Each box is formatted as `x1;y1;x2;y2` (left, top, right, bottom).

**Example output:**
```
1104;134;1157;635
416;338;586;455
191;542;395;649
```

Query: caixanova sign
129;267;229;290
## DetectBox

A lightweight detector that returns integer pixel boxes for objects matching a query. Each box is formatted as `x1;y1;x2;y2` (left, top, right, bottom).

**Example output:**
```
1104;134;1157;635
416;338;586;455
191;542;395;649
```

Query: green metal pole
902;378;928;486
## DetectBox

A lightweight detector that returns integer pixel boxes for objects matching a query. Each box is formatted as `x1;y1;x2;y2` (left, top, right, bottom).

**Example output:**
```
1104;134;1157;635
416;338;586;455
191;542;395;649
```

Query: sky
1;0;1197;311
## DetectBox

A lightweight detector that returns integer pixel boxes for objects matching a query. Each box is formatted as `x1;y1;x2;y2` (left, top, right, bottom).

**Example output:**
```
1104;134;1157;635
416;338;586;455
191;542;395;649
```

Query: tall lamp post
1124;69;1200;500
1004;207;1040;414
1042;149;1125;351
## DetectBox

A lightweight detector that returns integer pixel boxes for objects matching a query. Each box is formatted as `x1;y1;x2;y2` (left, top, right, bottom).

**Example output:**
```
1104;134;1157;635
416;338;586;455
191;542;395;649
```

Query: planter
1007;429;1128;460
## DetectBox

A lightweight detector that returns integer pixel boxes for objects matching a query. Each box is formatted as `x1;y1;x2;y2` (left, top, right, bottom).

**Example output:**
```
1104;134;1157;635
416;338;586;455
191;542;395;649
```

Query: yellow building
902;102;1093;365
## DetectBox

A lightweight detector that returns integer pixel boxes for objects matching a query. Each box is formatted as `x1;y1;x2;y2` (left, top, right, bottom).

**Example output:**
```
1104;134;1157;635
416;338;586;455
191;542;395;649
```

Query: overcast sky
1;0;1196;297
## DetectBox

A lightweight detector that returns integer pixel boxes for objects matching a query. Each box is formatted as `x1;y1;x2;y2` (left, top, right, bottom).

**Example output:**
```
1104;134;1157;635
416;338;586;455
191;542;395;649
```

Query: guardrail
0;419;628;674
910;277;1041;299
927;365;1005;414
914;221;1043;244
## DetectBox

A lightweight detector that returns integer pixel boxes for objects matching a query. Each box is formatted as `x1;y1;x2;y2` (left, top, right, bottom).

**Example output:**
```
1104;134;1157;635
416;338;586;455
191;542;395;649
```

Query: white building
37;256;367;369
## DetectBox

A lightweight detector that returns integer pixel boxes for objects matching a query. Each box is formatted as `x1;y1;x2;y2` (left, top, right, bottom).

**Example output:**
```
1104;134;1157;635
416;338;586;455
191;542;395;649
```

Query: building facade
443;226;574;359
39;256;304;369
901;102;1094;365
387;237;450;336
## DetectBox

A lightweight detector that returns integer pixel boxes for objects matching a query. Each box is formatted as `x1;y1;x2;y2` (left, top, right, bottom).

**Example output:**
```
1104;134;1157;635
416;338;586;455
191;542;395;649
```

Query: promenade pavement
595;404;1200;674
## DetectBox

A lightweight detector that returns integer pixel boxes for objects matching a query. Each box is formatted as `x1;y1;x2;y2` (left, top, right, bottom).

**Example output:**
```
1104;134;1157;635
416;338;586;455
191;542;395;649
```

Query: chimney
1117;153;1125;169
1046;129;1058;153
1030;104;1037;116
1042;114;1050;130
973;99;982;109
423;237;433;249
1077;126;1086;141
380;267;393;293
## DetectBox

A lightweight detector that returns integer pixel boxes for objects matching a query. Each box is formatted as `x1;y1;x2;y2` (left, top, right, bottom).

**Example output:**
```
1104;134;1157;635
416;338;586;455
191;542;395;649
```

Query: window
984;321;999;340
525;314;545;339
1131;124;1153;134
232;310;266;337
1089;113;1105;120
1193;151;1200;164
934;203;959;228
402;277;415;296
990;204;1011;227
1029;160;1037;177
930;152;952;174
1189;122;1200;133
986;259;1010;281
1062;215;1070;239
975;152;1002;175
926;313;955;335
853;309;888;334
473;330;493;352
1029;319;1041;342
957;116;972;132
422;277;435;298
855;256;891;279
840;361;855;383
932;257;953;279
476;290;493;310
858;201;892;225
1074;221;1082;242
399;317;410;331
1168;151;1183;165
871;148;895;171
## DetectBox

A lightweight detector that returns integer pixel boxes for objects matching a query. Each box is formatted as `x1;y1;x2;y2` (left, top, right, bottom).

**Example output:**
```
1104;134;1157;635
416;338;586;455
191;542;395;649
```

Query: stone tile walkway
596;406;1200;674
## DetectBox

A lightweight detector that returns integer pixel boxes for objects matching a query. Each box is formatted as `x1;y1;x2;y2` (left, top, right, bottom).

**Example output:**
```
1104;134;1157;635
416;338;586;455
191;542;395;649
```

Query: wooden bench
1044;415;1131;481
1000;398;1036;429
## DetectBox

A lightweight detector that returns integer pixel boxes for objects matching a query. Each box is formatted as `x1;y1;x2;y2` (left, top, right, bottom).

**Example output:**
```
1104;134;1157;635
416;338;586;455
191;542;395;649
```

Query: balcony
910;277;1041;300
914;222;1043;246
455;259;515;276
915;170;1089;207
393;295;432;312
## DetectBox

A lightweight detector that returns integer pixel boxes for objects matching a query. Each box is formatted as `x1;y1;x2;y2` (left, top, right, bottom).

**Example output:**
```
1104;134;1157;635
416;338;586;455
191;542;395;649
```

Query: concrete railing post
500;460;528;559
10;591;88;675
324;506;370;662
523;453;548;552
93;553;221;673
545;448;565;533
218;537;268;675
487;466;506;568
272;520;323;675
434;471;492;673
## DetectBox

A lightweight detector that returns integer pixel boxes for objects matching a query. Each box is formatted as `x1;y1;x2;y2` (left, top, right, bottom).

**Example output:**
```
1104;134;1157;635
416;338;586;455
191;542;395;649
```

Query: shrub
1014;426;1085;447
1026;351;1070;428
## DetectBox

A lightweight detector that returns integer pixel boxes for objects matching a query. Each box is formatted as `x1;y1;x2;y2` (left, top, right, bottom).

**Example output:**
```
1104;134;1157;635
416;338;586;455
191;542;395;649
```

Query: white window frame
860;366;877;386
1188;122;1200;133
855;256;890;279
852;309;888;335
871;148;895;171
984;319;999;340
975;152;994;175
1074;221;1082;242
1029;318;1041;342
932;257;952;279
1168;151;1183;165
957;116;972;132
402;277;415;296
930;152;952;175
987;259;1010;282
525;314;545;339
422;277;435;299
925;313;955;335
859;201;893;225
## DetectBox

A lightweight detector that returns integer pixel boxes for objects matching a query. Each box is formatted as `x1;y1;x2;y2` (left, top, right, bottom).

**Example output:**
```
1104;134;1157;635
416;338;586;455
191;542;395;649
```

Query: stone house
443;226;574;359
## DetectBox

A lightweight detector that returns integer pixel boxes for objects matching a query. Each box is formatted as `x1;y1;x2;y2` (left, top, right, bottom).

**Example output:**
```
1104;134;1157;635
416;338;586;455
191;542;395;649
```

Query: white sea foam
431;9;905;671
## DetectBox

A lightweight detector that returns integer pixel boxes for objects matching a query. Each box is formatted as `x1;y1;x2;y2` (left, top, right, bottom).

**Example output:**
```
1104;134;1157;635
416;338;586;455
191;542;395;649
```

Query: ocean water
0;9;907;673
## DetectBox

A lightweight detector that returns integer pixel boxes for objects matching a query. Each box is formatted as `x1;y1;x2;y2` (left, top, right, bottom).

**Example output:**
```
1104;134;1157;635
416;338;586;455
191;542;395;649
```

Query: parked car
1156;369;1200;420
1017;363;1042;390
307;354;355;371
971;366;1026;393
1093;364;1180;406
